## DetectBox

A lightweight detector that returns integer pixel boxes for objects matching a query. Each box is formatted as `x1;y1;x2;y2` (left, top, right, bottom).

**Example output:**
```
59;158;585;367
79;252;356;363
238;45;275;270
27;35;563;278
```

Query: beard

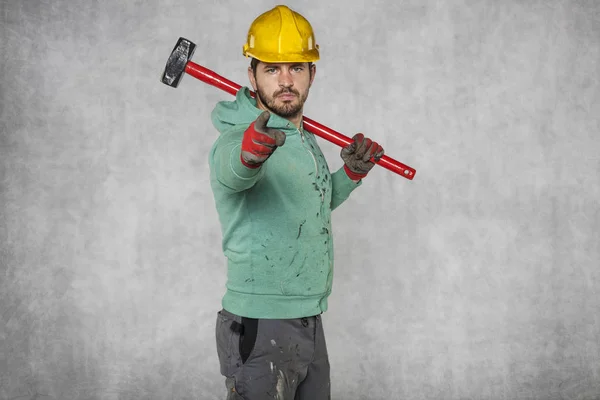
256;85;309;119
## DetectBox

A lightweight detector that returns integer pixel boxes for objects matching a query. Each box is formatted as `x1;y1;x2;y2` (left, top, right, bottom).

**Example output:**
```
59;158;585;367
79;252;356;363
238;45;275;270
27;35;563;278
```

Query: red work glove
241;111;286;168
340;133;385;180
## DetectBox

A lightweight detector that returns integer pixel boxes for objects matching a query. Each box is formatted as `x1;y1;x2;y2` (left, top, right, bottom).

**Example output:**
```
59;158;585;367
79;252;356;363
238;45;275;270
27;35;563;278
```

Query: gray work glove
241;111;286;168
340;133;385;180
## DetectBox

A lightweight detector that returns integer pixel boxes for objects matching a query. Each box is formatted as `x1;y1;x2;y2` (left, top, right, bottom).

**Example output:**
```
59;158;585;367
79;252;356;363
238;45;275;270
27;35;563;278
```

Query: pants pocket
216;309;261;377
215;310;237;376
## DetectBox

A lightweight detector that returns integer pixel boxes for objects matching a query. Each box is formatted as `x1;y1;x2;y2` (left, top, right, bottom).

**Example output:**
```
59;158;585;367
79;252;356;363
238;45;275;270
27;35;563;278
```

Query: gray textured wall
1;0;599;399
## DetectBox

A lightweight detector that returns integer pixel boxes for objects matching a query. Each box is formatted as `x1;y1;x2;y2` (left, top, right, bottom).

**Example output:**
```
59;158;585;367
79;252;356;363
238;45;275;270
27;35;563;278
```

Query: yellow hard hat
242;5;320;63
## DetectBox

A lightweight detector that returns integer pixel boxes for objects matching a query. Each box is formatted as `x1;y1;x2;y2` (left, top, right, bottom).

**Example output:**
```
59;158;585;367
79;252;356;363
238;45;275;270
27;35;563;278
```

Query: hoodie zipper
299;129;324;203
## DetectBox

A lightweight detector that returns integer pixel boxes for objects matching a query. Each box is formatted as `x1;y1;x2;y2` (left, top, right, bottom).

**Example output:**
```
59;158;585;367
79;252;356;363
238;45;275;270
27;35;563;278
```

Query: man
209;5;384;399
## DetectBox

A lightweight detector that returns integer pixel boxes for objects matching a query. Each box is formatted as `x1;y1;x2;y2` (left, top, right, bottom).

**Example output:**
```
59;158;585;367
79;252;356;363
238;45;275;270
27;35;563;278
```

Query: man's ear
248;66;258;91
309;64;316;86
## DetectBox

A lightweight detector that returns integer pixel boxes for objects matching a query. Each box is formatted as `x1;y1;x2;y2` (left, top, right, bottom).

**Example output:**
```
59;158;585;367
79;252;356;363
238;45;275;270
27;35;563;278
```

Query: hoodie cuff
230;144;264;179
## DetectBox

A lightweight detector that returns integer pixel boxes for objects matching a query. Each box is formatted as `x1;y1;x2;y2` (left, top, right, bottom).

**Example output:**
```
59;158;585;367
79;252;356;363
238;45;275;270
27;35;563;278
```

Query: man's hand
340;133;385;180
241;111;286;168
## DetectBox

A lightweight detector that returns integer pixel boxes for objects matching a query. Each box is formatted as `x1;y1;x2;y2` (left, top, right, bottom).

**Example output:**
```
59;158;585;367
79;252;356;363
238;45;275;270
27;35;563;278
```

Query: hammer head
161;37;196;88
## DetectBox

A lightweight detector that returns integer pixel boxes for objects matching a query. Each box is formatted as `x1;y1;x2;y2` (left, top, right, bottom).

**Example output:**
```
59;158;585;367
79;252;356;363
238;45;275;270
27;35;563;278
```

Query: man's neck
255;103;303;130
289;116;303;130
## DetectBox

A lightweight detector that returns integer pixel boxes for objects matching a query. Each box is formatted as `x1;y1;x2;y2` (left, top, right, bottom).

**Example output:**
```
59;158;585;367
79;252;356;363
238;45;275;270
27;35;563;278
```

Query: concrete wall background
1;0;599;399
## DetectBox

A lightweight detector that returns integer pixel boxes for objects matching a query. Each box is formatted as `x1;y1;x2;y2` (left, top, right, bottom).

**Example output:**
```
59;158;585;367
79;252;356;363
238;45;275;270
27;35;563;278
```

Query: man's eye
266;69;276;73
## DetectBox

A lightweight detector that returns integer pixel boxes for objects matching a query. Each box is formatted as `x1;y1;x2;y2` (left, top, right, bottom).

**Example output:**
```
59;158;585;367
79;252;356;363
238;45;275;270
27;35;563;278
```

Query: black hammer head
161;37;196;88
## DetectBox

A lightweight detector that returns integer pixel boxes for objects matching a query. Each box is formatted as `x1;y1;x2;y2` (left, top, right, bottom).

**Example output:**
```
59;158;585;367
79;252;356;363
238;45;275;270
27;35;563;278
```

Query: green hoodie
209;87;362;319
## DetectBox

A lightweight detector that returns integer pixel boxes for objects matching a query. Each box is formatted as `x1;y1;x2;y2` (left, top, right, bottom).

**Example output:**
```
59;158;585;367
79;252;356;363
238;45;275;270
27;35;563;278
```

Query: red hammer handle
185;61;416;180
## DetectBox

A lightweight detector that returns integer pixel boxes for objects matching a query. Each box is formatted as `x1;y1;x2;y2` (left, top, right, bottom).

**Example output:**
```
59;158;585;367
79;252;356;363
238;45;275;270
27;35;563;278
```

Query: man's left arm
330;133;384;211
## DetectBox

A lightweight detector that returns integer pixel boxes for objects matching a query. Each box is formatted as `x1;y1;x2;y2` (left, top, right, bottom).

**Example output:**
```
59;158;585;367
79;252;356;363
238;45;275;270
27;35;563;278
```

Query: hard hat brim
243;49;320;64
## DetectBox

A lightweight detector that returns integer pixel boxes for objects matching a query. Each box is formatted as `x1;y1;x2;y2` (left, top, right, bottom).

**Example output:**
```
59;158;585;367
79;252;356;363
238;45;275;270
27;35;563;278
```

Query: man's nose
278;70;293;87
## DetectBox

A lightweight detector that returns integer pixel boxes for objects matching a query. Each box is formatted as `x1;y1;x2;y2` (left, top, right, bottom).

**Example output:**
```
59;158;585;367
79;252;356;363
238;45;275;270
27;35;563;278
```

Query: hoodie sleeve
330;166;362;210
209;127;265;193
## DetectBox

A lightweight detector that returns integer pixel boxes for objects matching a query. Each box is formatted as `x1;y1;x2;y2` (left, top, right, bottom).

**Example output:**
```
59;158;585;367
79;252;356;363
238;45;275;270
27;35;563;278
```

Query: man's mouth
278;93;296;100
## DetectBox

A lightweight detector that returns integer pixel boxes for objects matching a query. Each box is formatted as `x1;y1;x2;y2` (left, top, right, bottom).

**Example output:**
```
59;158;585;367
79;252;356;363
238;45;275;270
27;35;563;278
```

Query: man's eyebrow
262;63;305;70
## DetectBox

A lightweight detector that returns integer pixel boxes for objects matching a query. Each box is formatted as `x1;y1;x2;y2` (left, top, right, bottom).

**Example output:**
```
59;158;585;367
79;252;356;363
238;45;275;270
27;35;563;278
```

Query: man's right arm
210;111;285;193
210;129;266;193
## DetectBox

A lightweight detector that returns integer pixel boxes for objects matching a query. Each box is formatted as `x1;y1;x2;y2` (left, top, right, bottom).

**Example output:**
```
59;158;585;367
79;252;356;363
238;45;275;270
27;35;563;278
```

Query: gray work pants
215;308;331;399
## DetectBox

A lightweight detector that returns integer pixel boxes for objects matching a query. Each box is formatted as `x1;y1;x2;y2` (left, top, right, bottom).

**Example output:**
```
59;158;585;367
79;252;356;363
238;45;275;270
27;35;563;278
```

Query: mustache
274;88;300;97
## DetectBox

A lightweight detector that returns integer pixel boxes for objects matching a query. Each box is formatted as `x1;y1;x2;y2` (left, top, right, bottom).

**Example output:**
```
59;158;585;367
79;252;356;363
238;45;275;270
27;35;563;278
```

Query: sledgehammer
160;37;416;180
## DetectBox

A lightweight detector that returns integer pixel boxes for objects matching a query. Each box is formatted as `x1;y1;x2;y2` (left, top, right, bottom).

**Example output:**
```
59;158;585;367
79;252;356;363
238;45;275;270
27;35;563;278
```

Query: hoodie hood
211;86;301;136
